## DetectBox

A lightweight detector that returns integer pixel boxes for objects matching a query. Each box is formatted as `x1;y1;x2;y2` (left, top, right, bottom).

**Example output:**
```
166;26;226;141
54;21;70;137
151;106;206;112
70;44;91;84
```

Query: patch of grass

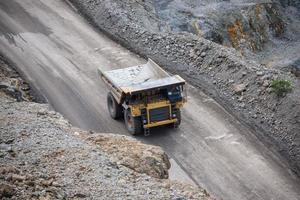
270;79;292;97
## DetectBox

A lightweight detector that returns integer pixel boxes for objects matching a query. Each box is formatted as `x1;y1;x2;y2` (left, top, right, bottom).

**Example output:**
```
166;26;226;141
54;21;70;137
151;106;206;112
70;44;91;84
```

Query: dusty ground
70;0;300;178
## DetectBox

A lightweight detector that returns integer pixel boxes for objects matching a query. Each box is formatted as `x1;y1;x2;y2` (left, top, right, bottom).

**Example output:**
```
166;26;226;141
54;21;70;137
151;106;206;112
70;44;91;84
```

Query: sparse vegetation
270;79;292;97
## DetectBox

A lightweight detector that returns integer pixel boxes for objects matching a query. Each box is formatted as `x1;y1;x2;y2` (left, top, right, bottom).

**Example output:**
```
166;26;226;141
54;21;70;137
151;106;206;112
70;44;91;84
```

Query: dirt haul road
0;0;299;199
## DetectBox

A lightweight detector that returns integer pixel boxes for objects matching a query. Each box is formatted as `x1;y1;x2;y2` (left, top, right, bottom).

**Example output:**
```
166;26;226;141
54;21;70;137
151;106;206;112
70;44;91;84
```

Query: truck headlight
172;113;176;117
143;119;147;124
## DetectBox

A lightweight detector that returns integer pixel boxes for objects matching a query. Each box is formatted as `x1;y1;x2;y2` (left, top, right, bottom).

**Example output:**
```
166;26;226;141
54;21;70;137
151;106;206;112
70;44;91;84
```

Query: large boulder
85;133;171;179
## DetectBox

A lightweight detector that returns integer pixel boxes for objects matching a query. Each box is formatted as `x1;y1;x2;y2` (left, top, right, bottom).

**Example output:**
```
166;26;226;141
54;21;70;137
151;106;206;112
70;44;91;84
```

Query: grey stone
232;84;246;94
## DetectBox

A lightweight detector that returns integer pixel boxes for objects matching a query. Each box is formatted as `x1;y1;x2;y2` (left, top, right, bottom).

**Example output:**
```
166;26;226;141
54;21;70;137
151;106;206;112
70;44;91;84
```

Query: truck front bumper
143;118;178;129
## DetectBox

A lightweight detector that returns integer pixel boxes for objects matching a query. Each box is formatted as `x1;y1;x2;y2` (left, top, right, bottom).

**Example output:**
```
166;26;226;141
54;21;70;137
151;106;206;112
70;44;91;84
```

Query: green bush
270;79;292;97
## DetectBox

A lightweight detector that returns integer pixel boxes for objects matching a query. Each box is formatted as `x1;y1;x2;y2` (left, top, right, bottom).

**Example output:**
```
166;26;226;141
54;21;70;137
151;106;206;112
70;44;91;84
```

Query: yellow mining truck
98;59;187;135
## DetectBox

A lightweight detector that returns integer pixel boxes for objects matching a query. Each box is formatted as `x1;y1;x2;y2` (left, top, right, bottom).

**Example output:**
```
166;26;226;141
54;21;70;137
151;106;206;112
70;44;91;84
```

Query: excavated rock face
223;3;285;51
152;0;297;47
151;0;300;70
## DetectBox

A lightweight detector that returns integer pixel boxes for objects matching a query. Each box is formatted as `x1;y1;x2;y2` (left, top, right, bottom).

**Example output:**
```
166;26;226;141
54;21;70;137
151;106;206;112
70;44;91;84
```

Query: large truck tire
124;109;142;135
174;109;181;128
107;92;123;119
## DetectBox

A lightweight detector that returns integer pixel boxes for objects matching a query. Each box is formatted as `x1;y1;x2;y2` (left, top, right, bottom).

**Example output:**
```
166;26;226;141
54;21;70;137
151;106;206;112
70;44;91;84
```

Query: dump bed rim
98;59;170;88
98;58;186;96
120;75;185;95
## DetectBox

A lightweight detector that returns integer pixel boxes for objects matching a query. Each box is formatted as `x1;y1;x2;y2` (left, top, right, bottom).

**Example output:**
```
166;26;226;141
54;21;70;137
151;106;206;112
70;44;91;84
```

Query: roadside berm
0;59;212;199
70;0;300;176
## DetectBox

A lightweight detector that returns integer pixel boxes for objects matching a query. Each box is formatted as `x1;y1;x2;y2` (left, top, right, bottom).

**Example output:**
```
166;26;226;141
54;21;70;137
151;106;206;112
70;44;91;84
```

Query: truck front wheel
107;92;123;119
174;109;181;128
124;109;142;135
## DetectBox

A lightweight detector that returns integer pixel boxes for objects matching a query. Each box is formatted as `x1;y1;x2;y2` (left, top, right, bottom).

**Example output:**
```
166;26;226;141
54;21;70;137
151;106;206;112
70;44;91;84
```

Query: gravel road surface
0;0;299;199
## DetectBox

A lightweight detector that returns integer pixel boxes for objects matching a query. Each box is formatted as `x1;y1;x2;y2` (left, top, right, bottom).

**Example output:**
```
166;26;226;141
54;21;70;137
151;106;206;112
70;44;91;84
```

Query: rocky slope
151;0;300;71
0;60;212;199
69;0;300;176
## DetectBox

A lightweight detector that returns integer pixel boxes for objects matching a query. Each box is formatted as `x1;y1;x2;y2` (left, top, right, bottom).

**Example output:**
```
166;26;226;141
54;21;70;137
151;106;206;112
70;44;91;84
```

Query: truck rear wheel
107;92;123;119
124;109;142;135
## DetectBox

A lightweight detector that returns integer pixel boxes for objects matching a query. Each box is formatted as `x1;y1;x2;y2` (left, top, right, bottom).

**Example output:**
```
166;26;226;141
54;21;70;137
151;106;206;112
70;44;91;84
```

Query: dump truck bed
98;59;185;102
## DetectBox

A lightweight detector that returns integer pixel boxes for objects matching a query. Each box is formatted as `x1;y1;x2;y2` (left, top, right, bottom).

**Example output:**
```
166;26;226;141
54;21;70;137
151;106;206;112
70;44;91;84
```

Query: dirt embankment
70;0;300;176
0;59;212;199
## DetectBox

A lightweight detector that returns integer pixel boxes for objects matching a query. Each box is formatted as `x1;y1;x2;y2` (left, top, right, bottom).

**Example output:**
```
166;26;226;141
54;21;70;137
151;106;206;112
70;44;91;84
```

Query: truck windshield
128;85;185;104
167;86;182;103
